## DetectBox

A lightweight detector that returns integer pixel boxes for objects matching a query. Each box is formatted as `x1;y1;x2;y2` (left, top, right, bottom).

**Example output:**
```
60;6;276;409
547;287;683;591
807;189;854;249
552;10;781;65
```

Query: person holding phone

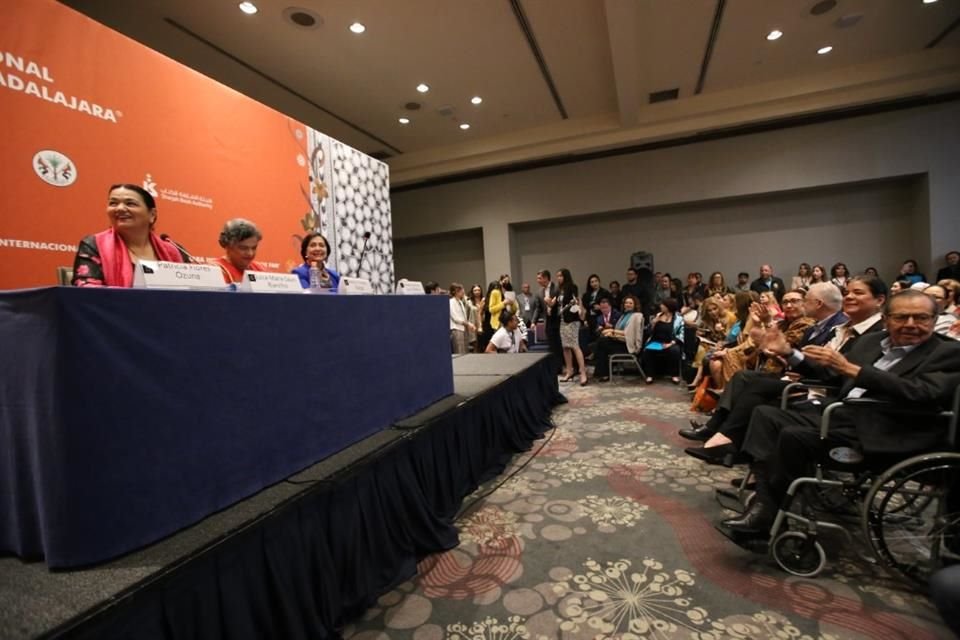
556;268;587;386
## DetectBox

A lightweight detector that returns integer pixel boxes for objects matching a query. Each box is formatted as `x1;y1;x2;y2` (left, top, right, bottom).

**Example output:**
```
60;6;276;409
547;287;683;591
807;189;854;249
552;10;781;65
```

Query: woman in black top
557;268;587;386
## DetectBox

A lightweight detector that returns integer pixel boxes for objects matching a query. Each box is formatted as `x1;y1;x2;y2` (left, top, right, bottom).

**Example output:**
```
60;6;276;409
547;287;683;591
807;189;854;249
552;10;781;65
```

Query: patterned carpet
344;379;952;640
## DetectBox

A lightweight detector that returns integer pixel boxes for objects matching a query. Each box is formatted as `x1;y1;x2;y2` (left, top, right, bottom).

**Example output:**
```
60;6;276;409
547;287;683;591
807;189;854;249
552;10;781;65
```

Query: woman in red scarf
211;218;266;284
71;184;187;287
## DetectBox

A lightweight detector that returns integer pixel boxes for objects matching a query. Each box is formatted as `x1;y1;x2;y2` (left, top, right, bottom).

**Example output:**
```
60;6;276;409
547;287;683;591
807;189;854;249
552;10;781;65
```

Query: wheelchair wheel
771;531;827;578
863;452;960;586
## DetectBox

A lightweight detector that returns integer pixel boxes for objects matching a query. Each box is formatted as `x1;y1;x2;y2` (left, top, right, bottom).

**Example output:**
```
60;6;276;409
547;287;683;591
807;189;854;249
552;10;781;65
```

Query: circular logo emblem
33;150;77;187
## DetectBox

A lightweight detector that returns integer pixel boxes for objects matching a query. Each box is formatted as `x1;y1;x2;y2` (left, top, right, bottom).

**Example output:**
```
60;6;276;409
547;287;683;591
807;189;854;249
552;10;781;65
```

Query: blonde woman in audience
759;291;783;321
810;264;827;285
830;262;850;293
790;263;812;291
938;279;959;314
706;291;762;390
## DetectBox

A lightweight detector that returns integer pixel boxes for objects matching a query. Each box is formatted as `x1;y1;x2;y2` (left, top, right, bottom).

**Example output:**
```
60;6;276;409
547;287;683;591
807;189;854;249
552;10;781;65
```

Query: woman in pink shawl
71;184;188;287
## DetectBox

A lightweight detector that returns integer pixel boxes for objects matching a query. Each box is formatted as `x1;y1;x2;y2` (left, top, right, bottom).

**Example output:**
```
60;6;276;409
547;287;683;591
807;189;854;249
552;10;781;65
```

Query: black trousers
640;345;681;378
710;370;791;446
592;338;629;377
742;403;858;502
546;319;562;372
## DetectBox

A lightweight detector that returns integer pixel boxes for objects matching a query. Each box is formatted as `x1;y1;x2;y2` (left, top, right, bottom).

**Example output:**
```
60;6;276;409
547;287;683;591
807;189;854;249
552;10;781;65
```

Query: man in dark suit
532;269;561;371
750;264;787;302
936;250;960;282
723;290;960;535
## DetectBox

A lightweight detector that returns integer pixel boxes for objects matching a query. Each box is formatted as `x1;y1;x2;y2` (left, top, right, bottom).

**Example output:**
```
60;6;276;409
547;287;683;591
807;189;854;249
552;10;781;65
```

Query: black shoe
721;497;777;534
714;525;769;554
729;477;757;490
678;421;715;442
684;443;748;467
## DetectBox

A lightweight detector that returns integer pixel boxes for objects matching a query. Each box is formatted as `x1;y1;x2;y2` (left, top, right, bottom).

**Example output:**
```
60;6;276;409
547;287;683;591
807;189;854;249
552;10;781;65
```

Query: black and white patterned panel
330;141;394;294
305;129;336;266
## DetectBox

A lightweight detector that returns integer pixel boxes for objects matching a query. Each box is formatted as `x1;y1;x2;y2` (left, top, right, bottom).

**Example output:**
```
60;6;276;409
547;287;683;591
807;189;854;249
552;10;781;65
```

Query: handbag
690;377;718;413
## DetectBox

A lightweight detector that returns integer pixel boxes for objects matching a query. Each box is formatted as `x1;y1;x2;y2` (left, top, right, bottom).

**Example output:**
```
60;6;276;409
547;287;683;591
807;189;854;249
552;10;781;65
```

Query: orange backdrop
0;0;351;289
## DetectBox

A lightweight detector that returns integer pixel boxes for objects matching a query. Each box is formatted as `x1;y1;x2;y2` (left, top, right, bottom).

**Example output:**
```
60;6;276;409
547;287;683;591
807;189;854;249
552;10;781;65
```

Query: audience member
790;263;812;291
654;274;672;307
448;283;474;354
890;279;910;294
750;264;786;301
582;274;610;328
485;311;527;354
899;259;927;285
707;271;732;297
557;268;588;386
592;295;643;381
924;285;958;338
608;280;622;310
517;282;535;326
939;279;960;314
466;284;484;352
735;272;751;293
642;297;684;385
621;267;651;315
213;218;265;284
424;281;440;294
936;251;960;282
681;273;706;308
810;264;827;285
864;266;881;280
533;269;561;370
829;262;849;293
73;184;188;287
721;290;960;537
479;280;503;352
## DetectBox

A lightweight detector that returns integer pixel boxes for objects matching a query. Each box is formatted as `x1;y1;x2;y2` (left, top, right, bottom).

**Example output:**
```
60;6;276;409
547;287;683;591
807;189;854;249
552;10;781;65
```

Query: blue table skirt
0;287;453;567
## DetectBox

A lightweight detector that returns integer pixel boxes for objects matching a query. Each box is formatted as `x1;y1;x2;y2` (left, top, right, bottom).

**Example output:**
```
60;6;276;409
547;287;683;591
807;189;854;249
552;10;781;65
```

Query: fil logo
32;150;77;187
143;173;158;198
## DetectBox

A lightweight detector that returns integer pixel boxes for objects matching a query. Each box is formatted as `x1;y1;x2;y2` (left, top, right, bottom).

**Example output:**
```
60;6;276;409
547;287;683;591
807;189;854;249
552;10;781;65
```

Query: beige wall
391;102;960;285
394;228;485;291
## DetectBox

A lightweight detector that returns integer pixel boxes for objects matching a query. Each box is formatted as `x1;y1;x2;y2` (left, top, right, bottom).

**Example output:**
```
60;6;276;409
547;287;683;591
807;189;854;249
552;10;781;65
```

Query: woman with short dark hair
213;218;266;284
72;184;188;287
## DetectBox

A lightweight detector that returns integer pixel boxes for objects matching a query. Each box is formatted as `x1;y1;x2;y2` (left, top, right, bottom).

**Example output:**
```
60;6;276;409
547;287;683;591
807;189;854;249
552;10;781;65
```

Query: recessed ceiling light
470;96;483;105
238;2;258;15
416;83;430;93
459;123;470;130
766;29;783;41
923;0;938;4
817;45;833;54
398;117;410;125
349;22;366;33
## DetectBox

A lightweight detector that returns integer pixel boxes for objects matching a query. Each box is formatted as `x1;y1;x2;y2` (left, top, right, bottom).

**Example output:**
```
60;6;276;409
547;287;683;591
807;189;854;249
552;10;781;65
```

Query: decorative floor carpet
344;380;951;639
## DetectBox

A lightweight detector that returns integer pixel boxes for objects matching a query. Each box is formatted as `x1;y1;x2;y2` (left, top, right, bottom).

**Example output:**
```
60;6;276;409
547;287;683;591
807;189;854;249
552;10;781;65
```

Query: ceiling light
923;0;938;4
766;29;783;41
470;96;483;105
817;45;833;54
238;2;258;15
416;83;430;93
349;22;366;33
398;117;410;125
459;123;470;130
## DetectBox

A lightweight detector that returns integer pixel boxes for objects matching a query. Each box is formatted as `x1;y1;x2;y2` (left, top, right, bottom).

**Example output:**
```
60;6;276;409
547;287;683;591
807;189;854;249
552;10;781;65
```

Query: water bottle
309;263;321;289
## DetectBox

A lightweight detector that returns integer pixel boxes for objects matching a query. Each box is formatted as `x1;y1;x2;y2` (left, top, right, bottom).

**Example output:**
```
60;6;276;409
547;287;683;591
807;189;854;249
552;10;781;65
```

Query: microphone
159;233;197;263
357;231;372;276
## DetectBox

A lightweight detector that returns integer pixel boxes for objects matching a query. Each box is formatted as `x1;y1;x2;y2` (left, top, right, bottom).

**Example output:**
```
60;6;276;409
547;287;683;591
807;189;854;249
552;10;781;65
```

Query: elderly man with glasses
721;289;960;536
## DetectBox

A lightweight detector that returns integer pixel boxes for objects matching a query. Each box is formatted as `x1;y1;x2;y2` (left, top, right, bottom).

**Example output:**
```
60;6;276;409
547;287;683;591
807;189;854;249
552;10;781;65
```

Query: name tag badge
524;302;530;311
340;277;374;295
133;260;225;290
238;271;303;293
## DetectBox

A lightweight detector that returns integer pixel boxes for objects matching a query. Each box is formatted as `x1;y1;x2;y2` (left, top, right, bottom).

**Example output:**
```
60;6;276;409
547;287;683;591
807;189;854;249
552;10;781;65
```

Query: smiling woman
71;184;188;287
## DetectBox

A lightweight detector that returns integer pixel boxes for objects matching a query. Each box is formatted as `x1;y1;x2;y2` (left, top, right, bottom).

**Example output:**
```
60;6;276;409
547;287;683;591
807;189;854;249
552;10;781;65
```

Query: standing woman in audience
213;218;266;284
466;284;484;352
448;283;473;354
830;262;850;293
581;274;609;327
292;232;340;291
810;264;827;285
479;280;503;353
72;184;188;287
899;259;927;285
706;272;731;297
790;263;812;291
682;273;707;308
864;266;881;280
557;268;588;386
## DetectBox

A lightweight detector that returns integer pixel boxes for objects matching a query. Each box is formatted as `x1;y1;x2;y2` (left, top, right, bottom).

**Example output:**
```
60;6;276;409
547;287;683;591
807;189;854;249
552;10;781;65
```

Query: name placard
396;279;425;295
133;260;225;290
340;276;374;295
238;271;303;294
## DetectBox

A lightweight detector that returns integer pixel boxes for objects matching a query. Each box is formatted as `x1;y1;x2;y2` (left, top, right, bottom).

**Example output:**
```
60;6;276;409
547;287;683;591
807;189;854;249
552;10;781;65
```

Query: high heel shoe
579;374;588;386
559;374;574;383
683;444;749;467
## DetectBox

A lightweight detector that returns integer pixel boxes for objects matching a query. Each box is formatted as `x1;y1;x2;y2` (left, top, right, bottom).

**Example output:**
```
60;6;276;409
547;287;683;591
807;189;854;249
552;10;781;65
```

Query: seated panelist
292;232;340;291
213;218;267;284
72;184;187;287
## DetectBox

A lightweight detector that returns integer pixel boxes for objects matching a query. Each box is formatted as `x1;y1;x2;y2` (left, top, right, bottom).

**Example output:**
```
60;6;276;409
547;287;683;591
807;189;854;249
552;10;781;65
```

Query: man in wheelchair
721;290;960;538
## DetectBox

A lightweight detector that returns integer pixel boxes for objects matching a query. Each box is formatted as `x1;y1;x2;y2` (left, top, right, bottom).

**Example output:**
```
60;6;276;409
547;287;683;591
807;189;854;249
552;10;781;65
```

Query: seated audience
735;272;751;293
938;278;959;314
608;280;622;310
720;290;960;537
890;279;911;295
592;295;642;381
654;274;673;307
424;281;440;294
691;297;729;369
706;271;732;297
594;297;621;334
863;266;881;280
72;184;187;287
899;258;927;285
936;251;960;282
682;272;707;308
213;218;266;284
790;263;813;291
449;283;475;354
829;262;849;293
486;311;527;353
924;285;959;338
642;298;684;384
810;264;827;285
292;232;340;291
750;264;786;301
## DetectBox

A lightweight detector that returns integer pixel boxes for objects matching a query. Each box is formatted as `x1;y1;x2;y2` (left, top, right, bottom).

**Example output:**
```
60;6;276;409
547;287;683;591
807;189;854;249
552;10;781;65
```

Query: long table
0;287;454;568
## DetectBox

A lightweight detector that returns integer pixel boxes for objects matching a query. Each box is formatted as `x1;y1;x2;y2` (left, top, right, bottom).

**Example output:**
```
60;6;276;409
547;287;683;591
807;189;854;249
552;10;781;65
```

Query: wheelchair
719;383;960;587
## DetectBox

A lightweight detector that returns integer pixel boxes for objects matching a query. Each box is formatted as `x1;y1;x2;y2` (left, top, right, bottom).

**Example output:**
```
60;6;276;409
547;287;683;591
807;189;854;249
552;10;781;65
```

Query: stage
0;353;560;640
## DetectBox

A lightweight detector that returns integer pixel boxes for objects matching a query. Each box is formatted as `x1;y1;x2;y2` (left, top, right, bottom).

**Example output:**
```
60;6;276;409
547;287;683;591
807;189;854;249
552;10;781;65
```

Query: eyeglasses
781;298;803;305
887;313;935;324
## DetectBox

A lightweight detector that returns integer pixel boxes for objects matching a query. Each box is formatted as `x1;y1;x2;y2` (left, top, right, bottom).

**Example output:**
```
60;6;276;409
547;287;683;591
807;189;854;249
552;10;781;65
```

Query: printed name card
133;260;225;290
238;271;303;293
340;276;374;295
396;279;425;295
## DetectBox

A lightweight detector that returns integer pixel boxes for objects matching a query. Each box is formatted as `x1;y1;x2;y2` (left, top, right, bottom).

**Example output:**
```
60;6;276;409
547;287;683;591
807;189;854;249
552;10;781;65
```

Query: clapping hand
750;301;771;324
761;326;791;357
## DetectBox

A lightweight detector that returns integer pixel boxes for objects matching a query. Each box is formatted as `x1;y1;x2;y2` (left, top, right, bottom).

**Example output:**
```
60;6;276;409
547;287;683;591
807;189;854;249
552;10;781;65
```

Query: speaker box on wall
630;251;654;273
